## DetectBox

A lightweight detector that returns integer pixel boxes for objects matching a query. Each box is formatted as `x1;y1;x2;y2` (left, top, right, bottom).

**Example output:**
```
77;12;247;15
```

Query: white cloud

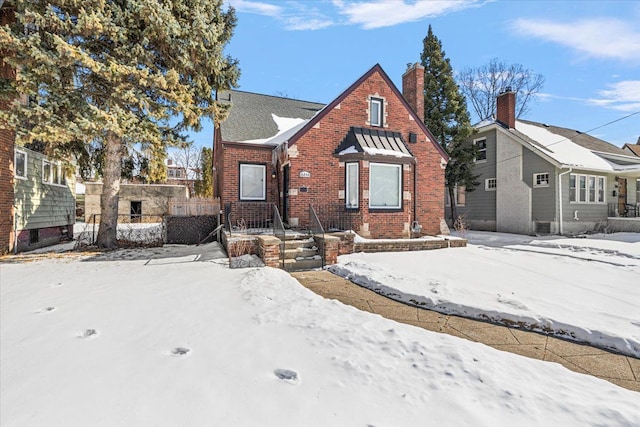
540;81;640;113
334;0;486;29
589;80;640;112
228;0;334;30
228;0;282;17
512;18;640;62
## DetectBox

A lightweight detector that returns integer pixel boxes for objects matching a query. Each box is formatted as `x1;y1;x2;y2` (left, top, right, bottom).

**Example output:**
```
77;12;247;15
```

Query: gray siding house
13;146;76;251
450;90;640;235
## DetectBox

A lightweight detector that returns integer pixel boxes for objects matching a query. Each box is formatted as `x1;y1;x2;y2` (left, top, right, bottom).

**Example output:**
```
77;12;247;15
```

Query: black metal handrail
273;205;286;269
313;203;357;232
309;204;325;269
225;202;275;235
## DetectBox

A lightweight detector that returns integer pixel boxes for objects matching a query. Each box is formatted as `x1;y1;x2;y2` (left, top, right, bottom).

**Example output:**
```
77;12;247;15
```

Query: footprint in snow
37;306;56;314
274;369;299;384
78;329;98;339
171;347;191;357
50;282;63;288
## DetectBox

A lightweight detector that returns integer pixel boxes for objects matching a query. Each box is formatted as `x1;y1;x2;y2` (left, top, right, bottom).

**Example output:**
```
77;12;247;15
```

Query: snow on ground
1;243;639;426
330;231;640;358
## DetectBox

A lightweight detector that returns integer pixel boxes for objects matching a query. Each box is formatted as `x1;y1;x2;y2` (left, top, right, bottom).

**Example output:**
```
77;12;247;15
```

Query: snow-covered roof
478;119;640;173
240;115;310;146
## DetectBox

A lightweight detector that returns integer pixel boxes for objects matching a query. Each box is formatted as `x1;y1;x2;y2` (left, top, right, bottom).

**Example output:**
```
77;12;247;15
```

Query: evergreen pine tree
420;25;477;226
194;147;213;197
0;0;239;248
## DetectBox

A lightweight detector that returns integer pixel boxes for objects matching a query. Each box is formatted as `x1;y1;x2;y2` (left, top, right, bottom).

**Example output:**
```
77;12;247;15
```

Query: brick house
214;63;448;239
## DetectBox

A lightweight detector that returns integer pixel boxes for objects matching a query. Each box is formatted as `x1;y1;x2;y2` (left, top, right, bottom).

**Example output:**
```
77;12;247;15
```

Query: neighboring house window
588;176;596;202
239;163;266;201
14;150;27;179
345;162;359;209
457;185;466;206
42;160;64;185
445;185;466;207
569;173;605;204
369;97;383;127
636;179;640;204
533;173;549;188
474;138;487;162
485;178;497;191
369;163;401;209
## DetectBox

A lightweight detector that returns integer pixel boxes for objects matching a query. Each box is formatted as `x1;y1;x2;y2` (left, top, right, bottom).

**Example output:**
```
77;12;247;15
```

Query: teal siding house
13;146;76;251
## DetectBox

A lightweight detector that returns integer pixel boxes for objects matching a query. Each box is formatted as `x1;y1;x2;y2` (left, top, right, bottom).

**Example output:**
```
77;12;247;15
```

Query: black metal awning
334;127;413;158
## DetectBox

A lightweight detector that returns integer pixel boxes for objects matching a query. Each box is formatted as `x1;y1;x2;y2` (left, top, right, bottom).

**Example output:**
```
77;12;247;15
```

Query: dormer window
370;97;383;127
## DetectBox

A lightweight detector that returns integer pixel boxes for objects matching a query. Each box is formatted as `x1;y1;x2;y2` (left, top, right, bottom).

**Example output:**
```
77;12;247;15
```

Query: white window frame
445;185;466;207
345;162;359;209
369;97;383;127
239;163;266;201
485;178;497;191
474;138;487;163
42;159;63;185
569;173;606;204
14;149;27;180
533;172;549;188
369;162;402;209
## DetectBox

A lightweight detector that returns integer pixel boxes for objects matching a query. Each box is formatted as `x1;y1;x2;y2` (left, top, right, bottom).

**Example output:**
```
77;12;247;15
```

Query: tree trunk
96;132;123;248
448;186;458;228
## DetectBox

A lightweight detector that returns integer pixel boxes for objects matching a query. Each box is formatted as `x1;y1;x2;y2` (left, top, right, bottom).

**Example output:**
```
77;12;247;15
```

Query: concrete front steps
282;237;323;271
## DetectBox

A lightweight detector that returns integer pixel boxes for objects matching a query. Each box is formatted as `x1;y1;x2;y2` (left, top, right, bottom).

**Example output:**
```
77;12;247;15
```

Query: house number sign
299;171;311;178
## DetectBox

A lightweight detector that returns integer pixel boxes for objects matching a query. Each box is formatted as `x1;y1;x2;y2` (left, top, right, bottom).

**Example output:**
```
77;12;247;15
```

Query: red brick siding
216;142;277;207
288;69;445;238
0;6;16;254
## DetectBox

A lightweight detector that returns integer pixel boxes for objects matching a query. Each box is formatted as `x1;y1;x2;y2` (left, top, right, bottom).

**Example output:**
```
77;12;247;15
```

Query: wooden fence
168;197;220;216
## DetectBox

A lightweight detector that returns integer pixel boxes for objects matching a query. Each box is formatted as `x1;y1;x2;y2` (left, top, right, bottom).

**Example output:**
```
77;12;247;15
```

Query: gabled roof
477;118;640;173
217;90;324;143
288;64;448;161
622;142;640;157
335;127;413;158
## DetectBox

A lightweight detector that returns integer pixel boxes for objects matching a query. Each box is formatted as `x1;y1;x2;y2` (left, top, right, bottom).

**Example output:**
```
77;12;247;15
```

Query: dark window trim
345;161;359;210
370;97;384;127
238;162;267;201
368;162;404;211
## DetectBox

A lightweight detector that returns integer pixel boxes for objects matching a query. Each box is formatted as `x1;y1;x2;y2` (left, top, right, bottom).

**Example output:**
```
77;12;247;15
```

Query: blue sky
187;0;640;150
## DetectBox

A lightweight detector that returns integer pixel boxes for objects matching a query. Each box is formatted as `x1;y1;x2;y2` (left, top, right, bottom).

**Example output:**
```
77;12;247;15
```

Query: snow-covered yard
1;238;639;427
331;231;640;358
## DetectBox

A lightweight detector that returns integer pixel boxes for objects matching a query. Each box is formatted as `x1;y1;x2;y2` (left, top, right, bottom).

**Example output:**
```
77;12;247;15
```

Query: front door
617;177;627;215
282;164;290;223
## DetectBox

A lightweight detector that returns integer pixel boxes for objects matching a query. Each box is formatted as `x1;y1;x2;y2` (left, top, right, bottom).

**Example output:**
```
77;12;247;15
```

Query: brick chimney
402;63;424;121
496;88;516;129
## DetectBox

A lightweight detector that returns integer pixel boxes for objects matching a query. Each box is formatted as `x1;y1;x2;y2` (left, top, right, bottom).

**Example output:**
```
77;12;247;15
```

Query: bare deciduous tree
457;58;545;122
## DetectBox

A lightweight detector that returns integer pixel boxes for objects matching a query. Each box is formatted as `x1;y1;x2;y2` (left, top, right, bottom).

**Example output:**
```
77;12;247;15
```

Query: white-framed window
369;163;402;209
533;172;549;188
485;178;497;191
445;185;466;207
569;173;606;204
369;97;383;127
239;163;266;201
14;149;27;179
42;159;64;185
474;138;487;162
345;162;359;209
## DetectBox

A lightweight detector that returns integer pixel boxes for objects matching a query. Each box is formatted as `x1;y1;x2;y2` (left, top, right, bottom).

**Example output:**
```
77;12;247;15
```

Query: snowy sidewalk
290;270;640;392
